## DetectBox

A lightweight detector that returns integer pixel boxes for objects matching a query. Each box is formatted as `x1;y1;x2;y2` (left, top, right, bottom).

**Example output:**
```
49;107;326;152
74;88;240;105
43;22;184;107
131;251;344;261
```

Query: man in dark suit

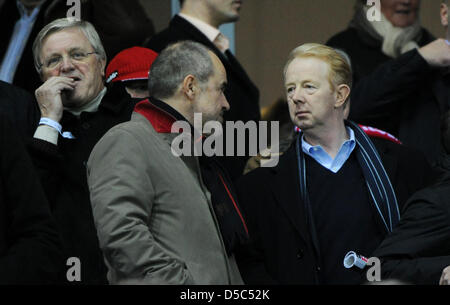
0;80;40;138
235;43;434;285
146;0;260;179
372;110;450;285
0;111;62;284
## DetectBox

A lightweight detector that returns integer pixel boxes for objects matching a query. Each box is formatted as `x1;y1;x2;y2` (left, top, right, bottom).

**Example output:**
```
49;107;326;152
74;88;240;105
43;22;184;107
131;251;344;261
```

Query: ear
441;3;448;27
181;74;196;100
334;84;351;108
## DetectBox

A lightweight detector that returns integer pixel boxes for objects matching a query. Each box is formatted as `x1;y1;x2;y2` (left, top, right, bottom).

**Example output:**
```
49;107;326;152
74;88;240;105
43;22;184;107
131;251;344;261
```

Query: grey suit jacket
87;112;243;284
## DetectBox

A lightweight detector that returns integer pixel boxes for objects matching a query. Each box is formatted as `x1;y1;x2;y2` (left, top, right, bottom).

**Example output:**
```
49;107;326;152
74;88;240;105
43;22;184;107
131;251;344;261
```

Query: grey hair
33;18;106;75
148;40;214;100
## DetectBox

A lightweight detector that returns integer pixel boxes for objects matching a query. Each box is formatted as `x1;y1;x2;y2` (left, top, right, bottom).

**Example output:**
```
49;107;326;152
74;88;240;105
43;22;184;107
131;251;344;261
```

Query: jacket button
316;266;321;272
82;122;90;129
296;250;304;259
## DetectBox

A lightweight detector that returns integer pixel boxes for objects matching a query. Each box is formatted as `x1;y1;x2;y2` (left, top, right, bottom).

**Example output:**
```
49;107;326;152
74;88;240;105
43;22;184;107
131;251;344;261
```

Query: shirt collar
302;127;355;152
66;87;107;117
178;13;221;43
301;127;356;173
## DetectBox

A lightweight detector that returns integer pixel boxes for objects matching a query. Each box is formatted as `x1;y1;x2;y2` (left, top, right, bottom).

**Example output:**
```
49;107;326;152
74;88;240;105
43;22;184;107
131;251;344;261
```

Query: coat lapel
269;144;310;246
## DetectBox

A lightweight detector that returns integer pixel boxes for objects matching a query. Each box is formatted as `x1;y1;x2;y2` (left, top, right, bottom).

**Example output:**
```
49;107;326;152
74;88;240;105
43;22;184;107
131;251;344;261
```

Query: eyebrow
44;47;87;58
285;79;318;86
301;80;319;86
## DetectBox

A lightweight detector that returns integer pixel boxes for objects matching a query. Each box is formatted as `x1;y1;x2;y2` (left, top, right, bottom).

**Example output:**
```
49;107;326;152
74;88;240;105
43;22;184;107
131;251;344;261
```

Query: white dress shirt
178;13;229;53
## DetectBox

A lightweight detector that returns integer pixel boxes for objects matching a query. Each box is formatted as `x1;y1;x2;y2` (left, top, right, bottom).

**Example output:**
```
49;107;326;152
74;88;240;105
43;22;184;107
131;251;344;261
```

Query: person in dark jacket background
0;80;40;139
0;111;62;284
372;109;450;285
327;0;450;166
327;0;435;85
146;0;260;180
105;46;159;100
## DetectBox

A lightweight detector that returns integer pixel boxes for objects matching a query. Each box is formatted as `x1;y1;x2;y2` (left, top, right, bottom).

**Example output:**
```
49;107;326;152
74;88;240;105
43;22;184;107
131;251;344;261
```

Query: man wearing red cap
105;46;158;99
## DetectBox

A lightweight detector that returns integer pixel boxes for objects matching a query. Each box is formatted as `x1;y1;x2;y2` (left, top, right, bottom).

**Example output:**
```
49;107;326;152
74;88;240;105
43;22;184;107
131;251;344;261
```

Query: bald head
148;41;214;100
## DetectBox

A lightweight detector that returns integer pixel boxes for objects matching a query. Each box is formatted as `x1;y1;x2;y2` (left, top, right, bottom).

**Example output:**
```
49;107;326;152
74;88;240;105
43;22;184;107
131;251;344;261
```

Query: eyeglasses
41;50;98;70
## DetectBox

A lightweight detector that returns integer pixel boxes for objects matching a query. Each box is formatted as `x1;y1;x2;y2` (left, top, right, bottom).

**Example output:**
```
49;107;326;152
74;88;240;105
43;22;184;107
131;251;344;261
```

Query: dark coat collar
170;15;219;54
99;84;135;114
170;15;256;88
61;85;131;124
268;142;311;246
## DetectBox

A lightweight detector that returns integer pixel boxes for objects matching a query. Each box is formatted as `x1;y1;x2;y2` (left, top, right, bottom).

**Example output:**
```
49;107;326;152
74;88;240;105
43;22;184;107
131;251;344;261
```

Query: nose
60;56;76;73
398;0;412;6
221;93;230;111
290;87;305;104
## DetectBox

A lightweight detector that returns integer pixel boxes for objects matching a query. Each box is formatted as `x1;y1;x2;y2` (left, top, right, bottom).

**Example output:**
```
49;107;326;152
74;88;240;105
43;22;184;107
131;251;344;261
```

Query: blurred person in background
105;46;158;99
147;0;260;180
328;0;450;166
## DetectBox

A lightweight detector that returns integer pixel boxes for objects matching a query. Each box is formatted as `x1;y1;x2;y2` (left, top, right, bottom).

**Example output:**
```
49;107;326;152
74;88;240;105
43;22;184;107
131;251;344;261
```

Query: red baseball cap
106;47;159;83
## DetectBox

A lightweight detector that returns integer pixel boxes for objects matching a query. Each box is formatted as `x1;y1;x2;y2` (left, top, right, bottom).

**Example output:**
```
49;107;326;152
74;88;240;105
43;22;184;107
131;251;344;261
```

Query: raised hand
418;39;450;68
35;76;76;122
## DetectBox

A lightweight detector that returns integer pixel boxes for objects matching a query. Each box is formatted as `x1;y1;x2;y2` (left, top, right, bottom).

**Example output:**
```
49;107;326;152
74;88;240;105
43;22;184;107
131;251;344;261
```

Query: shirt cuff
34;125;59;145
